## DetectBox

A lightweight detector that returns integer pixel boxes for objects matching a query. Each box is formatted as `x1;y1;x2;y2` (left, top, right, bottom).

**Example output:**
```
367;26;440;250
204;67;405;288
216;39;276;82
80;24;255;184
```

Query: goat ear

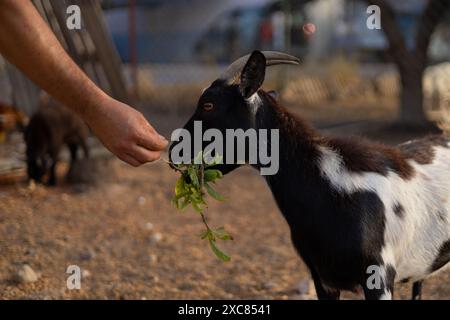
239;51;266;99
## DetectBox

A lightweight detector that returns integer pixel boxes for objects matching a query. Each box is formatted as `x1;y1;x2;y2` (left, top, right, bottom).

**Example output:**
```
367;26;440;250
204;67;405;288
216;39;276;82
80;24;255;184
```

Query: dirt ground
0;102;449;300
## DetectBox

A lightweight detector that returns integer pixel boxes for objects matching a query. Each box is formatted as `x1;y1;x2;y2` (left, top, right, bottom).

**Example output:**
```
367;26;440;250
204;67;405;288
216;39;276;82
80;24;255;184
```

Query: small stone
179;283;194;291
262;281;277;290
144;222;154;231
225;293;234;299
291;294;306;300
149;254;158;265
138;196;146;206
61;193;70;202
28;180;36;191
82;269;91;278
16;264;39;283
24;248;35;256
150;233;163;243
297;279;311;295
80;248;96;261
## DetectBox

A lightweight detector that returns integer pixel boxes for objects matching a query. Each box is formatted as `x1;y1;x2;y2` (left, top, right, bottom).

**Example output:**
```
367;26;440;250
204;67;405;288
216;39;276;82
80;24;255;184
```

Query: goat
24;97;89;185
170;51;450;300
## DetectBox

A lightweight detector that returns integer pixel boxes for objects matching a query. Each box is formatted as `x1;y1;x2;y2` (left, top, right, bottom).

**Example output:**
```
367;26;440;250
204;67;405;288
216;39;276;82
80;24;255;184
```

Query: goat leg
311;269;340;300
47;160;57;186
412;280;423;300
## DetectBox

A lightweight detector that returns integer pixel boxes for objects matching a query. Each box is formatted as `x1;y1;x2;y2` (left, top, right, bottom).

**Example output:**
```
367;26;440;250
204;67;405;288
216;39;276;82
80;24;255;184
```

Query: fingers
130;145;162;164
118;151;161;167
116;126;166;166
137;126;168;152
117;145;161;167
92;102;169;166
117;153;142;167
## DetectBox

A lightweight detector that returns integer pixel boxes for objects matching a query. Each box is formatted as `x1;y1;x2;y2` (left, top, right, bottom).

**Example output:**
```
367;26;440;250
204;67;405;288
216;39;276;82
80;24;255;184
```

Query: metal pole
128;0;138;91
283;0;292;53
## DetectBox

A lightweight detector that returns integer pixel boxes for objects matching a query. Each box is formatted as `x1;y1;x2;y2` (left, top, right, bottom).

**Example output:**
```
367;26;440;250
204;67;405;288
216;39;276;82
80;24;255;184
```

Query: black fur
412;280;423;300
430;240;450;272
24;99;89;186
363;264;396;299
170;51;448;299
260;100;388;296
393;203;405;218
239;51;266;98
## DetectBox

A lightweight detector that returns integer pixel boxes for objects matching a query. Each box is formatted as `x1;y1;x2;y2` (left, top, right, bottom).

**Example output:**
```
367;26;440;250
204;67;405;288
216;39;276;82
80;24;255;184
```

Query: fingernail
159;134;168;142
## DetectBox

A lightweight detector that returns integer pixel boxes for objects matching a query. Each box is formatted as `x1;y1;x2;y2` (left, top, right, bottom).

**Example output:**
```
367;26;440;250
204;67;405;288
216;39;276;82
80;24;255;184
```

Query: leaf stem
199;159;205;196
200;212;211;231
161;156;184;173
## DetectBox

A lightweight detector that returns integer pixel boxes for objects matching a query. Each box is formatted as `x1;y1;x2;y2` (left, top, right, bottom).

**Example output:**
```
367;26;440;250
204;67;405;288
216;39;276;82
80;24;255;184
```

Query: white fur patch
380;290;392;300
317;145;450;282
246;93;262;115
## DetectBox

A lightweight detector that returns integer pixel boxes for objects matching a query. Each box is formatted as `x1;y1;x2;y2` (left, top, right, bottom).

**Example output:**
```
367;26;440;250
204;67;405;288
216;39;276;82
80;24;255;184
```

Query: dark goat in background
171;51;450;300
24;98;89;185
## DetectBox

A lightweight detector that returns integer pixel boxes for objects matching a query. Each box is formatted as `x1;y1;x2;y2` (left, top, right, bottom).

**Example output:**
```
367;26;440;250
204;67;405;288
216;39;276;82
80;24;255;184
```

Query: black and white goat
170;51;450;300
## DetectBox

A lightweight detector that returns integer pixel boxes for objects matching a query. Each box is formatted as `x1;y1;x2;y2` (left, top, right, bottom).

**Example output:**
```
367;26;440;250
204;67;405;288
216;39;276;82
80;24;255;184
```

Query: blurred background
0;0;449;300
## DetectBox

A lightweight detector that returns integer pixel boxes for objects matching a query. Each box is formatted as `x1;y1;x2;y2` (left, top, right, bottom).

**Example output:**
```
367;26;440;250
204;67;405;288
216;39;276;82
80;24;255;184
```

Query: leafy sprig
168;152;232;261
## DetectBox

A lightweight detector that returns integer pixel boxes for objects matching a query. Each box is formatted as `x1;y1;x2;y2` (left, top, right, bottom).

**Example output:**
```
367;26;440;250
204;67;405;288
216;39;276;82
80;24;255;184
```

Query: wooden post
76;0;129;104
5;0;130;118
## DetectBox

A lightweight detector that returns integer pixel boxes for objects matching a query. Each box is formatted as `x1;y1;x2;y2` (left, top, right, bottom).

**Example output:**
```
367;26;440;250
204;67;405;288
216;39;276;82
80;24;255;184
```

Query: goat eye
203;103;214;111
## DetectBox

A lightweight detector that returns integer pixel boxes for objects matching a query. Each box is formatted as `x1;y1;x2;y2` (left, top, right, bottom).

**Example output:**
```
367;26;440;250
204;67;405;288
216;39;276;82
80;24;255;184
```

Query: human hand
85;97;168;166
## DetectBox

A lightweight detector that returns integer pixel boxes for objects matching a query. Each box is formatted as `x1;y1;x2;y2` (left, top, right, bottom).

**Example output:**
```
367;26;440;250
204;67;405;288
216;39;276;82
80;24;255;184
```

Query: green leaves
170;152;232;261
199;227;233;262
213;227;234;241
205;182;225;201
188;166;200;188
172;177;201;213
204;169;222;182
209;238;230;262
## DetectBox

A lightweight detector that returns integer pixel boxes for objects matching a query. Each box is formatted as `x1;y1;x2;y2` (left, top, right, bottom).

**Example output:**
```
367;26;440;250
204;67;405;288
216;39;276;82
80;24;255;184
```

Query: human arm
0;0;167;166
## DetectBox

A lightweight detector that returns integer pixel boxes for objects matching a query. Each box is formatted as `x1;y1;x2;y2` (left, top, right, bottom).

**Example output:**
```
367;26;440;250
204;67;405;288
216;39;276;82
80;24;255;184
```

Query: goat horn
219;51;301;84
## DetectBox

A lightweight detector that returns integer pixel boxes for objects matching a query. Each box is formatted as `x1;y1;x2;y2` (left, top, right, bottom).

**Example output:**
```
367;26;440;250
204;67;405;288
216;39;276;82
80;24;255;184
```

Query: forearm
0;0;108;122
0;1;167;165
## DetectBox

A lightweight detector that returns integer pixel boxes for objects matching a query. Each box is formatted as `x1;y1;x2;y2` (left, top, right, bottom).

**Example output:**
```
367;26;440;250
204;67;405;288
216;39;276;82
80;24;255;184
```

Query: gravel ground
0;159;448;300
0;101;448;300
